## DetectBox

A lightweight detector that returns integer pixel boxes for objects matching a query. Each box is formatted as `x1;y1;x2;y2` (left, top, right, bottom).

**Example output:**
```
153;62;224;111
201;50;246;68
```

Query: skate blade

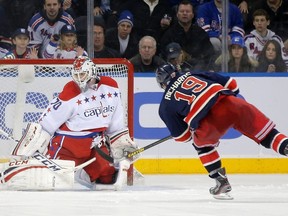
213;192;234;200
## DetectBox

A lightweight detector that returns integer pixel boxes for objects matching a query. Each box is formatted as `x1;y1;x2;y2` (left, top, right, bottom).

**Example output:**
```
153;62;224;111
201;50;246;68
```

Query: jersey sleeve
38;82;81;135
42;41;58;59
27;16;44;49
196;4;217;38
38;96;76;135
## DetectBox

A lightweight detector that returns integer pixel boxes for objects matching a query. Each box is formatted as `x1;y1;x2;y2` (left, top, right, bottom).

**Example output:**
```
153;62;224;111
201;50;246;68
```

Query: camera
52;34;60;41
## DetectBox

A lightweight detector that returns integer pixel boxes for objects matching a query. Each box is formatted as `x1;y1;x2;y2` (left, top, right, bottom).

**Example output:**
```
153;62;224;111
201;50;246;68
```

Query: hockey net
0;59;135;185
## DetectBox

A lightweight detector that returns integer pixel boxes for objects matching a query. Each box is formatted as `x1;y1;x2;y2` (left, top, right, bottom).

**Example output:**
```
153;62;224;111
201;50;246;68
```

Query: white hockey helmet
71;56;97;90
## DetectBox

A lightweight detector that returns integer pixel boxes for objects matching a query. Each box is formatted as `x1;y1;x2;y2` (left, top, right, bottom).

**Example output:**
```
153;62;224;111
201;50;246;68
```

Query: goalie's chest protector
40;77;124;134
72;85;121;127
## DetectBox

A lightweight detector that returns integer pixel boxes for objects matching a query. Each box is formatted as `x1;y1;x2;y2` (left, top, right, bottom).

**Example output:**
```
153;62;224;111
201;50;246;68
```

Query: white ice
0;174;288;216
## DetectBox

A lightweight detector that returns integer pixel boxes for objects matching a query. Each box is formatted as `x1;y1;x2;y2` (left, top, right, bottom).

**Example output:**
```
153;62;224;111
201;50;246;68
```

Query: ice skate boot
209;167;233;200
284;145;288;156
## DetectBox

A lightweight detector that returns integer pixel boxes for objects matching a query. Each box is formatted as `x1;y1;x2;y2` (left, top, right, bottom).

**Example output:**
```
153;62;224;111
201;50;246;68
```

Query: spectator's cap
94;16;106;30
12;28;30;39
118;10;134;27
60;25;76;34
231;36;245;48
165;42;181;60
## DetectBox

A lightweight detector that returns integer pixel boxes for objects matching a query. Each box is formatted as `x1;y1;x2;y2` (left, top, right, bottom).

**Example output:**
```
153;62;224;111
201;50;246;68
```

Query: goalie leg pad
0;159;75;190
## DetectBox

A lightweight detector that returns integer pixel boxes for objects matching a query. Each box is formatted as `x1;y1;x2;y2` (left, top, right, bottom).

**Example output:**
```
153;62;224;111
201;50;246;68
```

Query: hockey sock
193;144;221;178
260;128;288;155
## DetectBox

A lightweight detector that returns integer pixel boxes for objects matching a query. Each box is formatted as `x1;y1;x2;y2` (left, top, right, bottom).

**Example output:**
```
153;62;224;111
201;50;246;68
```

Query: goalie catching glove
12;123;51;156
109;129;139;162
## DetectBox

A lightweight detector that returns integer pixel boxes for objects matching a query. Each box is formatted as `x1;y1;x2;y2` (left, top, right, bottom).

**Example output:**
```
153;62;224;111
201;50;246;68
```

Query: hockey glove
108;129;139;162
12;123;51;156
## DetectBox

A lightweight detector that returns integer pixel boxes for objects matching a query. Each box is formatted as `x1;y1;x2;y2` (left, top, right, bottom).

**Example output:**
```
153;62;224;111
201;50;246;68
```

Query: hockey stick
126;135;172;158
94;135;173;163
0;128;95;172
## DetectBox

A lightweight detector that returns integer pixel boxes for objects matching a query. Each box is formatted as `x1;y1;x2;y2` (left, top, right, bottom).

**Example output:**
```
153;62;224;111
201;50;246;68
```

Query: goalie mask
156;63;176;89
71;56;97;91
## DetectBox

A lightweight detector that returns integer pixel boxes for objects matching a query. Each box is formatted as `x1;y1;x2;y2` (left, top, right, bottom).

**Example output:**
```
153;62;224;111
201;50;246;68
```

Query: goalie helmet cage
0;58;135;185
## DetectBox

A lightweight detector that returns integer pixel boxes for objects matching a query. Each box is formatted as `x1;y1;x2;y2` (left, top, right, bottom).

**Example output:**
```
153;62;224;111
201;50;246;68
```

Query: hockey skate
284;145;288;156
209;167;233;200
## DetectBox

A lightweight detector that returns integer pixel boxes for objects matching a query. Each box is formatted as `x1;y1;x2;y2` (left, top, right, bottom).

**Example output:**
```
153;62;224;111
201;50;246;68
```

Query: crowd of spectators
0;0;287;72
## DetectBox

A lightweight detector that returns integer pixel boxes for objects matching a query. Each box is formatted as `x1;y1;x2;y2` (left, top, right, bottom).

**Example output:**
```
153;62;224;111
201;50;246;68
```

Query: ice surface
0;174;287;216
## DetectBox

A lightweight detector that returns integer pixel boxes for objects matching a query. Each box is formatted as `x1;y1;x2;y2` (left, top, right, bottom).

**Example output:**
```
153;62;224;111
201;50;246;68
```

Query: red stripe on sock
271;133;287;153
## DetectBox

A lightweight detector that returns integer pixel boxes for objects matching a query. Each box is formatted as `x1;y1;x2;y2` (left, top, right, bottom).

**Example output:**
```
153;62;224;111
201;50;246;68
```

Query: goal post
0;58;134;185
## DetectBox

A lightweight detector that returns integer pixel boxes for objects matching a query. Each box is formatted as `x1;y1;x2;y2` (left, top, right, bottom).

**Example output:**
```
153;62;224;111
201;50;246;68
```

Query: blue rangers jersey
196;1;244;38
159;71;239;142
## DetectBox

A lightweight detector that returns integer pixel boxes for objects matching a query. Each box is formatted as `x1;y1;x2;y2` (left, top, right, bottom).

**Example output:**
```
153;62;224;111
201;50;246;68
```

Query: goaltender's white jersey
244;29;288;63
27;10;74;58
38;77;126;138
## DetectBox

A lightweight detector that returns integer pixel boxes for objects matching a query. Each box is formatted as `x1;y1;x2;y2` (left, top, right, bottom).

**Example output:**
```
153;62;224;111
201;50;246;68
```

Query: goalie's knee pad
0;158;75;190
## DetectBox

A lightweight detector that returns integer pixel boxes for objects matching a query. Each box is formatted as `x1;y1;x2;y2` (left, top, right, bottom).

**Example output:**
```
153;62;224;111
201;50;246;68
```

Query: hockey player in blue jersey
156;63;288;199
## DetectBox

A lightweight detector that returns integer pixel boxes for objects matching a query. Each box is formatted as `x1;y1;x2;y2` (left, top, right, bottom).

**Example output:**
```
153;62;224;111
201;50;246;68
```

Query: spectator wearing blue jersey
27;0;75;58
196;0;245;54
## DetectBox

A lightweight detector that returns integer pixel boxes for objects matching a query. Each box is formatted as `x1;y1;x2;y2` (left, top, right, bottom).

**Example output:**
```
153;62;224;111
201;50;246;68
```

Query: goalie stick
94;135;173;163
0;128;96;172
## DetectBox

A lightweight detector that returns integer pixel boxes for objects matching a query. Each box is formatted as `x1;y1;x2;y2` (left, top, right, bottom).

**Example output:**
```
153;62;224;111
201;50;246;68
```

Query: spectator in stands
164;42;193;72
247;0;288;50
43;24;88;59
244;9;288;67
3;28;38;59
93;17;121;58
121;0;173;42
214;36;258;72
27;0;75;58
105;10;139;59
160;0;215;72
196;0;245;54
230;0;256;30
256;40;287;72
130;36;165;72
